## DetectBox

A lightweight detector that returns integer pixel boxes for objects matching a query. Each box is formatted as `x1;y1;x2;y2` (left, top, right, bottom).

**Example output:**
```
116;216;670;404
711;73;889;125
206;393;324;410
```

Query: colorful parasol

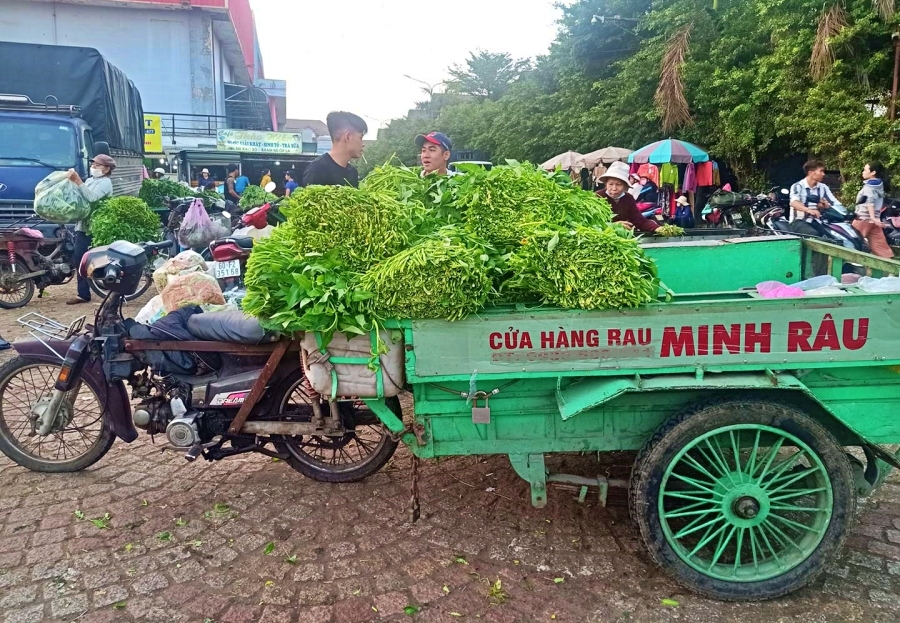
627;139;709;164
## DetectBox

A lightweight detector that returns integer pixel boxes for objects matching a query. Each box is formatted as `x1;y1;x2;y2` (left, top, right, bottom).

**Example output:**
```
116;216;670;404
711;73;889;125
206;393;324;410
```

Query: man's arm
622;197;659;232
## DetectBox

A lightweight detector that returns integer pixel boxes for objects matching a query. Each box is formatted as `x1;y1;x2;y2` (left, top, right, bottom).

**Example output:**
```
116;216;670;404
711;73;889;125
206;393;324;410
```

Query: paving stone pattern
1;286;900;623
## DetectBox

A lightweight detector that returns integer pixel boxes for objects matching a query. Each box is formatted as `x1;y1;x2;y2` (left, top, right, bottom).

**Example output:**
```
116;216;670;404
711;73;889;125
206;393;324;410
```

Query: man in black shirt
302;111;368;188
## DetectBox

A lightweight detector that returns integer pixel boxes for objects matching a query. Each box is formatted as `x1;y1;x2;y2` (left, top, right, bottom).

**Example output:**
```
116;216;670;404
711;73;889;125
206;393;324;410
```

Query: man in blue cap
416;132;453;176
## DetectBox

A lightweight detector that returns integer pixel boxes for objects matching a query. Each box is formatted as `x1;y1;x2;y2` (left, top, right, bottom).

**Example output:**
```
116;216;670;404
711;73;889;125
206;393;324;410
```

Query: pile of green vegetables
239;185;277;210
243;161;659;341
89;196;160;248
139;179;192;208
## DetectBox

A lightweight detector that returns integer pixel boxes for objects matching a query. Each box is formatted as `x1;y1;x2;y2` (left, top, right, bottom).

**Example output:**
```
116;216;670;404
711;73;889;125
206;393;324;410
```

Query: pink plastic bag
178;198;224;250
756;281;805;298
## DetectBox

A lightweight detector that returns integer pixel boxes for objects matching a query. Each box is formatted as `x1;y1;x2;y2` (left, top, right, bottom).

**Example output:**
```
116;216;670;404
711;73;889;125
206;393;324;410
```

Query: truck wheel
629;400;854;601
0;260;35;309
0;357;115;472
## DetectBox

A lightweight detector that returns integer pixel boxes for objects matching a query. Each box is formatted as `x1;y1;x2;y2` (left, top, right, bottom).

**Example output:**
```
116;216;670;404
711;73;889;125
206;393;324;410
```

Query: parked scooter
0;218;76;309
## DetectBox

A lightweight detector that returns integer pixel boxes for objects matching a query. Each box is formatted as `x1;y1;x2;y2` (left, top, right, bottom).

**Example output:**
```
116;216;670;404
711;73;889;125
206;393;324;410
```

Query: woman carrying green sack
66;154;116;305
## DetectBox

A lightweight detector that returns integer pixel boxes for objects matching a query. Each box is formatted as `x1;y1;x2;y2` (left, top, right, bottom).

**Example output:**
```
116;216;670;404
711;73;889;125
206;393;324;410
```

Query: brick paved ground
1;284;900;623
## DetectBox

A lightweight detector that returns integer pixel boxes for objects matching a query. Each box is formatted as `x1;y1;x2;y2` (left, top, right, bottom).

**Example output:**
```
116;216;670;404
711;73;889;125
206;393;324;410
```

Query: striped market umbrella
627;139;709;164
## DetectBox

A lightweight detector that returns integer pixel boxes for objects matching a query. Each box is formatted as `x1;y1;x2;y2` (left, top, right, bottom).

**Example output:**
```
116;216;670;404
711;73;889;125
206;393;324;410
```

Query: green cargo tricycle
333;235;900;601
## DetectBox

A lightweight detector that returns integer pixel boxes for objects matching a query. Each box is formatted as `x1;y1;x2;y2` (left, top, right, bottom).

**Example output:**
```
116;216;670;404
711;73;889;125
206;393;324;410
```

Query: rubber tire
89;270;153;302
628;399;855;601
271;369;400;483
0;260;35;309
0;356;116;472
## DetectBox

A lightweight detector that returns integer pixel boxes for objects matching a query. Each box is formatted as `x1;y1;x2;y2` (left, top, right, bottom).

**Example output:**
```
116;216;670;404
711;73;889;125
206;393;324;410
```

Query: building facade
0;0;287;160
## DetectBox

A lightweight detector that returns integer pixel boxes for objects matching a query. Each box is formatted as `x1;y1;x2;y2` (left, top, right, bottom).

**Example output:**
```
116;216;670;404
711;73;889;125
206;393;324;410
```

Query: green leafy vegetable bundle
454;161;612;250
239;185;277;210
505;226;658;309
139;179;195;208
359;234;493;321
279;185;414;271
89;197;160;248
243;161;660;341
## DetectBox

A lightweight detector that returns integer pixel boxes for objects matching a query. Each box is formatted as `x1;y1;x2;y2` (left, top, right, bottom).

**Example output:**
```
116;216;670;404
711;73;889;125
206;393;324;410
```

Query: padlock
471;393;491;424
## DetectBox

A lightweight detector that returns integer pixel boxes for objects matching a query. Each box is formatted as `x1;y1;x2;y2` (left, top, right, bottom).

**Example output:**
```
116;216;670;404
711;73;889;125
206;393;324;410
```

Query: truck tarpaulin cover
0;42;145;154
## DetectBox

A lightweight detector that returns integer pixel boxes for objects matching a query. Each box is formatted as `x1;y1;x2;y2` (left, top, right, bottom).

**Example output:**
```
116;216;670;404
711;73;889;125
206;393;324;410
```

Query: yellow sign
217;129;306;154
144;114;162;153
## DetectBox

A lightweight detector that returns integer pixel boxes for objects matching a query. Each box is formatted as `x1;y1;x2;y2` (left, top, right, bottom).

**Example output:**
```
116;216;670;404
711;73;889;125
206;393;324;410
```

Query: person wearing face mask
596;161;659;233
65;154;116;305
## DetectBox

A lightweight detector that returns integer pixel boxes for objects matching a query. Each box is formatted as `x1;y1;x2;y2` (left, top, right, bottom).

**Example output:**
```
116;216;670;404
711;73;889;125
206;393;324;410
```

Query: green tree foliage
364;0;900;190
447;51;532;100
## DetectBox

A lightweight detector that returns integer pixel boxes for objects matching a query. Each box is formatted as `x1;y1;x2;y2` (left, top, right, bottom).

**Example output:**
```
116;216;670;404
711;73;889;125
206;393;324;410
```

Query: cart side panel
409;295;900;380
800;366;900;443
643;237;803;292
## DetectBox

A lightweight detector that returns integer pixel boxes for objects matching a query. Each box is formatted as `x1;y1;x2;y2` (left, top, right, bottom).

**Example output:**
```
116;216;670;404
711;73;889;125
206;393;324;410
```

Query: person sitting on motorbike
596;162;659;233
66;154;116;305
853;161;894;258
789;160;840;222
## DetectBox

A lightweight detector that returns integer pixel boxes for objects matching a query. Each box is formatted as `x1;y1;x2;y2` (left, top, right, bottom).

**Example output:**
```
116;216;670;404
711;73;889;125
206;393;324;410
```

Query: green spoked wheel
630;401;855;601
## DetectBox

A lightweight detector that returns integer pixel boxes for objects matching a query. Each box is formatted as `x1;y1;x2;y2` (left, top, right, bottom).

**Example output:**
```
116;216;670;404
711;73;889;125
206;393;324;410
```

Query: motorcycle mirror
221;211;230;219
264;182;277;193
780;188;789;195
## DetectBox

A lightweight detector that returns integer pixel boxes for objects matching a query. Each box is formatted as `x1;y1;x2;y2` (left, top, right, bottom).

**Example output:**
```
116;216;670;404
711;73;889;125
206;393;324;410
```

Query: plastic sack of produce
233;225;274;240
134;295;167;325
177;198;227;250
33;171;93;224
301;331;405;398
792;275;838;291
160;271;225;312
152;250;207;293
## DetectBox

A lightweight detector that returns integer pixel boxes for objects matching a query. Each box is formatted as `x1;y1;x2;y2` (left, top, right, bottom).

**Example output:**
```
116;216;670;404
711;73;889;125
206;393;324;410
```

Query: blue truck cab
0;43;145;225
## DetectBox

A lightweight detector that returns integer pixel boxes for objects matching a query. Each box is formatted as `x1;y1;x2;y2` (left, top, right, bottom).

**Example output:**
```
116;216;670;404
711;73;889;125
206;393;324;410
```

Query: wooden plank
124;340;301;354
804;238;900;276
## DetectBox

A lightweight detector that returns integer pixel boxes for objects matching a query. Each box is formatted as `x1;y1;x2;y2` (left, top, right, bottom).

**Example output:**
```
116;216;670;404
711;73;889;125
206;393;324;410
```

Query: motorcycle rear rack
17;312;84;341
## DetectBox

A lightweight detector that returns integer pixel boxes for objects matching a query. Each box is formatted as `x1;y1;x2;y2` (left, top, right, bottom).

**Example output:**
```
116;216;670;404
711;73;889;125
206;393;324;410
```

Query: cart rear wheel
629;400;854;601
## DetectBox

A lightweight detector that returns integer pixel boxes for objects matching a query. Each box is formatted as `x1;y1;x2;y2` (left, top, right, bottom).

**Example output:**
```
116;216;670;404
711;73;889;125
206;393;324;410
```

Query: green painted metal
509;453;548;508
660;424;833;582
643;236;803;293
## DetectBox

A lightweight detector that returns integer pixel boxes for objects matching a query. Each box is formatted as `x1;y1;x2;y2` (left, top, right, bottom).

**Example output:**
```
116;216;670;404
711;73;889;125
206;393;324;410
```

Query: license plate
215;260;241;279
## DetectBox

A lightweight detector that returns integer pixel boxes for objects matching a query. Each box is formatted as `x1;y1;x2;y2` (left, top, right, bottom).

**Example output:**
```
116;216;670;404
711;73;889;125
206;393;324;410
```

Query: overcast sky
252;0;569;134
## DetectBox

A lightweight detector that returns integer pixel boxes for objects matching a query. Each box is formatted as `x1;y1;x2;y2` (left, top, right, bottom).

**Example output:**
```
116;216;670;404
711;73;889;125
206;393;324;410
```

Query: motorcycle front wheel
270;371;400;483
0;357;115;472
0;259;35;309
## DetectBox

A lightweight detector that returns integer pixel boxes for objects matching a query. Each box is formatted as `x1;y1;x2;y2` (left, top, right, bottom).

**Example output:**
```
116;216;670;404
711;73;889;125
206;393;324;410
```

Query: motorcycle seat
31;223;65;239
188;311;275;345
210;236;254;250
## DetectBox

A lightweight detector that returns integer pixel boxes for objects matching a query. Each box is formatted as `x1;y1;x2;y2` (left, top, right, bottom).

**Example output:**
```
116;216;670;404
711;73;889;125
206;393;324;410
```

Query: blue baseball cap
416;131;452;152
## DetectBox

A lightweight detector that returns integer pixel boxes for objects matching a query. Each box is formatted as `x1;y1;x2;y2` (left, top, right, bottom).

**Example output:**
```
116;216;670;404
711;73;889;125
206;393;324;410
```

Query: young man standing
416;132;453;176
284;171;299;197
302;111;367;188
789;160;840;222
224;164;241;204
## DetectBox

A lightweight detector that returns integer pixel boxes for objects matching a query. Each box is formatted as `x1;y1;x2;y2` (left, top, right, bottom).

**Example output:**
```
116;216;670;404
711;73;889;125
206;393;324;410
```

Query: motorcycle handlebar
143;240;174;253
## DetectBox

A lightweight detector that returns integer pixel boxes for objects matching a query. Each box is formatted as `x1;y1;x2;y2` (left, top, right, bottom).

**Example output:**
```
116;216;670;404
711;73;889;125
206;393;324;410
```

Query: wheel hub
31;396;73;434
733;496;760;519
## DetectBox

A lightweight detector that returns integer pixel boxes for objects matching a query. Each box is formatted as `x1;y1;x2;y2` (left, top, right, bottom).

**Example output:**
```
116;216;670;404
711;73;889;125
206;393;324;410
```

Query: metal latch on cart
471;391;492;424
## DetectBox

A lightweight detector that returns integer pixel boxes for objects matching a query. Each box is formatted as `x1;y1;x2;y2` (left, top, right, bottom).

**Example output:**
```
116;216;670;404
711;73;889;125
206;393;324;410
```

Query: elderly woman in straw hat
596;161;659;233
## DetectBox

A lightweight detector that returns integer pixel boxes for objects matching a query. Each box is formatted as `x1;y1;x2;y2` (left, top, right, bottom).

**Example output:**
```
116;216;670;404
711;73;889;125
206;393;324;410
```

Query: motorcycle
0;239;400;481
0;218;77;309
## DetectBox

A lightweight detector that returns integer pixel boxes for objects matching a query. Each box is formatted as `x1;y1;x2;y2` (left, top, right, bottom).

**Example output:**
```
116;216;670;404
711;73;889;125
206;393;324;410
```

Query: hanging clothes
629;162;640;175
660;163;679;193
683;162;697;193
712;161;721;186
696;162;714;187
637;163;660;186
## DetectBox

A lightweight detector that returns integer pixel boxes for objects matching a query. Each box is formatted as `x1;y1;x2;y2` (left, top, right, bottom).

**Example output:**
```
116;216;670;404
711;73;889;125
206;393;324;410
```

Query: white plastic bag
134;295;166;325
793;275;838;291
33;171;92;224
857;276;900;293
